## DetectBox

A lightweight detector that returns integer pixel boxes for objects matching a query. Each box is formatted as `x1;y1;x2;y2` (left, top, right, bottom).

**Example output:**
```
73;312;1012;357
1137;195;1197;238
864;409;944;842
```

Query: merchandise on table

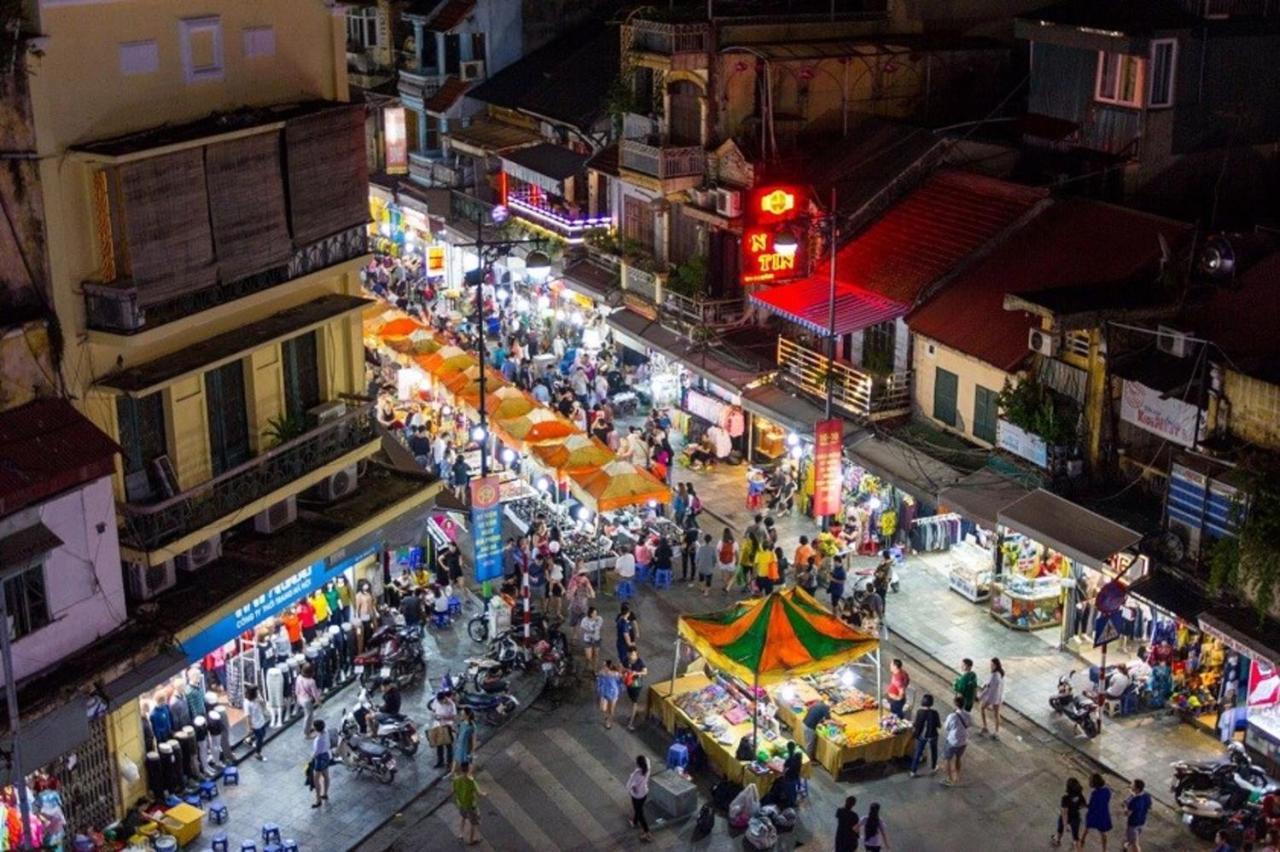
989;575;1062;630
947;538;995;603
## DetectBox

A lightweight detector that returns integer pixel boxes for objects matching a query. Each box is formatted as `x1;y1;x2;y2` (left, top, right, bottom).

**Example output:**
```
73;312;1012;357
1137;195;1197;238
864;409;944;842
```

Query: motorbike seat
354;738;391;759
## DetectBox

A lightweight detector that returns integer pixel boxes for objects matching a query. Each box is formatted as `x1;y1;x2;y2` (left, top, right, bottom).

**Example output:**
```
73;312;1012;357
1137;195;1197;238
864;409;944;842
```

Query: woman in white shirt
626;754;653;843
979;657;1006;739
580;606;603;669
309;719;332;808
427;690;458;769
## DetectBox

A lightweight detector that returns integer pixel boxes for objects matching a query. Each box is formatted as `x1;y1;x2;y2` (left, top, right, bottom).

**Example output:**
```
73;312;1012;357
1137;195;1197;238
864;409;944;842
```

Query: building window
1149;39;1177;108
974;384;999;444
282;331;321;421
347;7;379;50
180;16;224;84
119;40;159;76
243;26;276;59
205;360;251;475
861;321;896;373
1096;51;1143;107
623;196;655;253
933;367;958;427
5;564;50;641
117;392;168;502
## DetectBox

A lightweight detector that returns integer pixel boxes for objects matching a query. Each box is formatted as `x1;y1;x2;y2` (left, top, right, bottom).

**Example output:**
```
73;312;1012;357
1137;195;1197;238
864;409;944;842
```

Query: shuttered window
974;384;998;444
283;106;371;244
933;367;958;427
5;564;50;640
623;196;655;252
205;133;291;282
117;392;168;502
282;331;321;421
205;360;251;475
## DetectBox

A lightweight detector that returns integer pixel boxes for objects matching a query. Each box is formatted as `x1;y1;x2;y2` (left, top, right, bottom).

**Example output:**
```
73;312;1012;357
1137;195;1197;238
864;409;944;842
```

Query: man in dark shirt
835;796;860;852
380;679;402;717
399;591;423;627
615;603;636;662
437;543;462;587
803;701;831;756
909;693;942;777
408;427;431;460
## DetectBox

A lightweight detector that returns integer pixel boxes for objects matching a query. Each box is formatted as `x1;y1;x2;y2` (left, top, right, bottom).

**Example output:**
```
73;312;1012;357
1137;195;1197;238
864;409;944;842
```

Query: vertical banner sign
470;476;503;582
1248;660;1280;708
384;106;408;175
813;418;843;517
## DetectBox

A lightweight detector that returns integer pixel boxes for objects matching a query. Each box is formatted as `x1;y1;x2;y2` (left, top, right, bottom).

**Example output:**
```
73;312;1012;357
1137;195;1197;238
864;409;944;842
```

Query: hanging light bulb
577;507;592;522
470;426;487;442
501;448;516;464
536;477;550;492
525;250;552;283
786;433;800;447
840;669;855;687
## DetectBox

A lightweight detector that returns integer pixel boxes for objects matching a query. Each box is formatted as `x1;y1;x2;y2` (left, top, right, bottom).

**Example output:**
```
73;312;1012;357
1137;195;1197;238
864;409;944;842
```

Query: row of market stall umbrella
366;308;671;512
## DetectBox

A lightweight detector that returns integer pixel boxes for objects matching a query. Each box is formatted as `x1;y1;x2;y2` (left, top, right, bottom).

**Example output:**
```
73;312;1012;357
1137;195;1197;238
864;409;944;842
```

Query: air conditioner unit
689;187;712;208
1027;328;1059;356
714;188;742;218
175;533;222;573
460;60;485;81
126;558;176;601
306;465;359;503
1156;325;1192;358
1167;517;1200;561
308;400;347;427
254;496;298;534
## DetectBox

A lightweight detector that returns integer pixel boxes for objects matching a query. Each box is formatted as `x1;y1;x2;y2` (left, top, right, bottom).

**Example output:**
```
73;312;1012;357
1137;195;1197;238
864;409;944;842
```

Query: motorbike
335;730;397;784
462;657;512;694
1049;672;1100;738
354;623;426;689
440;670;521;726
531;631;573;690
1173;741;1270;798
339;687;421;756
1180;778;1275;841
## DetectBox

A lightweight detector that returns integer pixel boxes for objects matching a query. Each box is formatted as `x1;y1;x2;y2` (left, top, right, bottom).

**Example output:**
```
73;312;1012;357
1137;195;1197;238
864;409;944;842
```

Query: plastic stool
282;840;299;852
183;794;202;808
210;803;229;825
432;611;451;629
264;845;283;852
262;824;282;845
199;779;219;800
211;833;229;852
164;794;182;808
222;765;240;785
448;596;462;616
666;742;690;771
653;568;672;590
616;580;634;601
240;842;257;852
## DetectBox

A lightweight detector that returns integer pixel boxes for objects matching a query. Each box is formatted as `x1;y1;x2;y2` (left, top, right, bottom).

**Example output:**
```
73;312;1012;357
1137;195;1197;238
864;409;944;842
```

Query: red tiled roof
428;0;475;32
0;399;120;518
425;76;470;114
829;171;1046;305
908;200;1191;372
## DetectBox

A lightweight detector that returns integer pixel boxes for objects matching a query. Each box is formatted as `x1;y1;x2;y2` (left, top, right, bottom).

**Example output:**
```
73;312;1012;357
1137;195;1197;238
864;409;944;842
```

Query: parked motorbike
339;687;421;757
440;669;521;726
1173;741;1269;798
1180;784;1274;842
531;632;573;690
335;730;397;784
1049;672;1100;738
354;623;426;688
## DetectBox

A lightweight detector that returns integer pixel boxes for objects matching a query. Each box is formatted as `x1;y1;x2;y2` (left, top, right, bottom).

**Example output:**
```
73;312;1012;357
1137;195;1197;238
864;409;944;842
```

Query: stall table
773;682;913;776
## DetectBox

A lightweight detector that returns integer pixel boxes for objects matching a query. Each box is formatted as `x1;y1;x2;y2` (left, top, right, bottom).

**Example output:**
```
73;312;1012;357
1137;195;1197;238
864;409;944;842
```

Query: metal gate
45;714;118;831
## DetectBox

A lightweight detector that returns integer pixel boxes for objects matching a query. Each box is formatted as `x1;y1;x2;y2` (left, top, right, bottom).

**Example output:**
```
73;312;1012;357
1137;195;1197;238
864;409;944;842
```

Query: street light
525;250;552;282
773;229;800;258
470;425;487;443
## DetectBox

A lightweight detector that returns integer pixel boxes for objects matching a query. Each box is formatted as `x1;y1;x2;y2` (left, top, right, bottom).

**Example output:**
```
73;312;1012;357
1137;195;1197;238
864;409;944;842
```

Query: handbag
428;725;454;747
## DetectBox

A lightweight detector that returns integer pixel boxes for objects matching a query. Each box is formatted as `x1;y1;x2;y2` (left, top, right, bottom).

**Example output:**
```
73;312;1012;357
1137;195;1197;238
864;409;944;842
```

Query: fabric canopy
997;489;1142;570
461;385;536;420
530;434;614;474
378;317;428;338
420;345;475;378
568;460;670;511
493;407;578;447
749;278;906;336
678;588;878;685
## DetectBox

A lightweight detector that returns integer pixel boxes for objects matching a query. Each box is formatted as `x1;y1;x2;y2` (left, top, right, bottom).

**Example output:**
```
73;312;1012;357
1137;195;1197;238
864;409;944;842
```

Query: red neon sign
742;228;800;285
760;189;796;217
742;185;806;287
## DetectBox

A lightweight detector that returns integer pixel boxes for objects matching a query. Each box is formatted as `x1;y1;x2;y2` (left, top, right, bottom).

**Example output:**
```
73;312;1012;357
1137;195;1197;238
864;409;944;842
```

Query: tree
1210;476;1280;618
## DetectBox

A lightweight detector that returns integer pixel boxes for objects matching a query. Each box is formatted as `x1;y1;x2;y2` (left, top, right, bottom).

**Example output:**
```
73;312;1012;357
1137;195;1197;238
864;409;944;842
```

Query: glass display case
989;575;1062;631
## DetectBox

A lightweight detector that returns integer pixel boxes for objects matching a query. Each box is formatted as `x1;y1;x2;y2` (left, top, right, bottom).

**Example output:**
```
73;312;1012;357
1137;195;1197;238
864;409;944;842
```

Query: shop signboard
1249;660;1280;708
996;418;1048;468
813;418;843;517
741;185;807;287
427;245;446;275
384;106;408;175
470;476;504;582
181;546;378;661
1120;380;1205;448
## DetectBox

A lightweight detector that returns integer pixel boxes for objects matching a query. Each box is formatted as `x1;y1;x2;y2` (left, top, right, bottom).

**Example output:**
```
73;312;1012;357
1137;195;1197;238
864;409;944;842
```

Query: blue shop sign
181;546;378;661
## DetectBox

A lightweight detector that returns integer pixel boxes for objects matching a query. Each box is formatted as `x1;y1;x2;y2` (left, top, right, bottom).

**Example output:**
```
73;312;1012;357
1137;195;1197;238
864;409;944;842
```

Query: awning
938;468;1032;531
445;119;540;159
100;646;189;709
560;258;618;303
501;143;588;196
606;309;761;395
21;696;89;771
849;432;962;504
1126;571;1213;623
749;278;906;336
741;383;827;435
997;489;1142;571
1199;606;1280;668
0;523;62;570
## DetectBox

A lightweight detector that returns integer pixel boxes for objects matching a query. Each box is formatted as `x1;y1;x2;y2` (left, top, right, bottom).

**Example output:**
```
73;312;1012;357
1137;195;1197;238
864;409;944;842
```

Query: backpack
693;804;715;839
719;541;735;564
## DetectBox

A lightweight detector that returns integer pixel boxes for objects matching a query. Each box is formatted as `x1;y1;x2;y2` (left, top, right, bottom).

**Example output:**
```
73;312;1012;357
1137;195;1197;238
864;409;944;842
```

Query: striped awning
749;278;906;336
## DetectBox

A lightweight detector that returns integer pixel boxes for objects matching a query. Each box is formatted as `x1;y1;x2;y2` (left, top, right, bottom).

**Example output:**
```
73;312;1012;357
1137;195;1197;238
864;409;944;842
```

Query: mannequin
174;727;196;780
266;665;286;727
149;691;174;743
168;686;192;730
184;670;207;721
207;708;233;764
140;700;157;752
192;715;213;777
144;750;164;799
205;710;225;769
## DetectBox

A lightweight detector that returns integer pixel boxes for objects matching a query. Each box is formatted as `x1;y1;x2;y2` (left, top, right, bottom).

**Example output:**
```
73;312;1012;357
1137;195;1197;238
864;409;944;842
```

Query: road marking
506;740;616;846
435;801;497;851
543;727;633;812
475;768;559;851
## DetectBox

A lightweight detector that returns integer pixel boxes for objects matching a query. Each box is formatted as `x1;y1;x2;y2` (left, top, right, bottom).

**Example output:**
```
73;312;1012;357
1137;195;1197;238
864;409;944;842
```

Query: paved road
356;578;1206;851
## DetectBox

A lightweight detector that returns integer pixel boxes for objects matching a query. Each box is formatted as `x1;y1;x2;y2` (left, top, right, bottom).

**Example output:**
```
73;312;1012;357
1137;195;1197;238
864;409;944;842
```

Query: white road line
506;740;617;846
475;768;559;851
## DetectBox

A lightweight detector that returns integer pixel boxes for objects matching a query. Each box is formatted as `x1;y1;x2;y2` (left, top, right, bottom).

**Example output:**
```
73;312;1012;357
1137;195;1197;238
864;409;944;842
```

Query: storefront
933;469;1033;604
1197;605;1280;759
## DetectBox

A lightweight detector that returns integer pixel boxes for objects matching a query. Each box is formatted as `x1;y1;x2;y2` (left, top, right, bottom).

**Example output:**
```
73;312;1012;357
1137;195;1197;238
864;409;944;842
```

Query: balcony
777;337;911;420
506;191;611;244
84;225;368;335
408;152;466;188
397;66;443;100
119;403;377;553
619;139;705;182
623;20;710;69
660;291;744;336
621;262;661;304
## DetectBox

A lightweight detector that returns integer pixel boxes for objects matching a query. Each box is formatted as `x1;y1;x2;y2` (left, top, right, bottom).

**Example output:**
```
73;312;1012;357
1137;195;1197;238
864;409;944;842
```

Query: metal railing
777;337;912;420
397;66;442;99
661;291;743;334
506;193;611;244
409;153;465;188
621;263;660;303
84;225;369;334
119;403;376;552
619;140;704;180
449;189;497;227
624;21;710;55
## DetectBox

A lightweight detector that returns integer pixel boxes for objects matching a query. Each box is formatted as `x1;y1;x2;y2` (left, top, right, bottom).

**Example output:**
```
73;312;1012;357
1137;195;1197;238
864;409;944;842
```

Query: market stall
568;460;671;513
933;468;1032;604
651;589;890;788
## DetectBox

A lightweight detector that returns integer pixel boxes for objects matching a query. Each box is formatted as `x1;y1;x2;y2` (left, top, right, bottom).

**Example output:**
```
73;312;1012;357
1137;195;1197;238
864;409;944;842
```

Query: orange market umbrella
378;317;426;338
493;407;578;447
443;365;508;398
421;346;475;378
530;434;615;474
462;385;536;421
568;460;671;512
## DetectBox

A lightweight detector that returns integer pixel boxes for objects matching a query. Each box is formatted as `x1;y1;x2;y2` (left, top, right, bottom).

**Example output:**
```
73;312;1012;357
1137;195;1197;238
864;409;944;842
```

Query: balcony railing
449;189;497;227
409;152;466;188
84;225;369;335
397;66;443;99
777;337;912;420
506;192;611;244
621;263;661;303
119;403;377;552
619;140;705;181
661;291;744;334
624;20;711;57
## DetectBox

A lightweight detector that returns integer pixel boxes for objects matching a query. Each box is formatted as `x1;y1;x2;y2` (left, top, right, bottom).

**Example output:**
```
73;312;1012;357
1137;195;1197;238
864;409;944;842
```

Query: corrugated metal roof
908;200;1189;372
749;277;906;336
998;488;1142;570
0;399;120;519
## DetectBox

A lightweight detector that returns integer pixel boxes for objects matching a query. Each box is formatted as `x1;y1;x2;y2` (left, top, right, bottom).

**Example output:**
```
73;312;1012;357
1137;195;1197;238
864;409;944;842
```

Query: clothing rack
910;513;961;552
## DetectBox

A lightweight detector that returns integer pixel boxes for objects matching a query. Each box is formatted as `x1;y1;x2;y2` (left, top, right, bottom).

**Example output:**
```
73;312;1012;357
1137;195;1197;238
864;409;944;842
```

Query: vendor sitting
1088;664;1132;706
685;434;716;470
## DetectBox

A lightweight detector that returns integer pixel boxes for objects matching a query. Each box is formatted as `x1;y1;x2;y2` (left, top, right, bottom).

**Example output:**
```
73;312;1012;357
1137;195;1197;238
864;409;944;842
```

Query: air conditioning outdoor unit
126;558;177;601
306;465;359;503
254;496;298;534
714;188;742;218
1027;328;1059;356
308;400;347;427
1156;325;1192;358
689;187;712;208
175;533;222;573
1167;517;1200;561
460;60;486;81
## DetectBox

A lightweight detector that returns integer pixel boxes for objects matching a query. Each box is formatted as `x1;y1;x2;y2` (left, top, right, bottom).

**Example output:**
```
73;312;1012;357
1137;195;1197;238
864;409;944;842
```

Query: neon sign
742;228;800;285
760;189;796;217
742;185;807;286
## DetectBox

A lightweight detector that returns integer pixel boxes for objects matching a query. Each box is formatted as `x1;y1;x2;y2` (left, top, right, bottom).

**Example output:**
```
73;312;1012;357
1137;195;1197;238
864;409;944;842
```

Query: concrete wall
912;334;1014;447
1223;369;1280;451
0;476;124;687
0;321;56;412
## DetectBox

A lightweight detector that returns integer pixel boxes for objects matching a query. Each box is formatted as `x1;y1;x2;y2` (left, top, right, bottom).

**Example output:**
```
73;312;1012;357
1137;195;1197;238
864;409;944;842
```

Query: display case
1247;710;1280;778
947;540;994;603
989;575;1061;630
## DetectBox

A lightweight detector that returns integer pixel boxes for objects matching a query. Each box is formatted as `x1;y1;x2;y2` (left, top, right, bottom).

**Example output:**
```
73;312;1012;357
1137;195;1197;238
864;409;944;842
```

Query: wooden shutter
973;385;998;443
933;367;958;427
283;105;370;245
205;132;292;282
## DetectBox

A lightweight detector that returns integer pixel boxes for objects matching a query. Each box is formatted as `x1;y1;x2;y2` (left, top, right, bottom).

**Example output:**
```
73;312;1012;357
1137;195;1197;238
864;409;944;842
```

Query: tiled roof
1194;250;1280;382
908;200;1191;372
585;143;620;178
428;0;475;33
0;399;119;518
425;76;470;114
832;171;1046;305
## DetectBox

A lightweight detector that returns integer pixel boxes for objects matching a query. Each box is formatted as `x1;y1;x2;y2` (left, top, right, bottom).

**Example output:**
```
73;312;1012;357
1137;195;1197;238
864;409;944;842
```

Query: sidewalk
190;617;543;851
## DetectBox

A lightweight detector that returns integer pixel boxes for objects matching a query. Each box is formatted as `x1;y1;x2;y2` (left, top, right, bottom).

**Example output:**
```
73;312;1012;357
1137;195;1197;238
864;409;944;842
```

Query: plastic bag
745;814;778;849
729;782;760;829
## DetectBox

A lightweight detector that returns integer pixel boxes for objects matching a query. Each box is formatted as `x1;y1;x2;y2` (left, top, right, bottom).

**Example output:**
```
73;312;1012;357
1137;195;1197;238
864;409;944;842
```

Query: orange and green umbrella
678;591;877;685
530;434;615;474
421;345;475;379
462;386;536;421
493;407;579;447
568;460;671;512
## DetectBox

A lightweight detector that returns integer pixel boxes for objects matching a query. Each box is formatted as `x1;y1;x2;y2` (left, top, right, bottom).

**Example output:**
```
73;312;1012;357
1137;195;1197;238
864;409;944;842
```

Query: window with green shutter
974;385;999;444
934;367;958;427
